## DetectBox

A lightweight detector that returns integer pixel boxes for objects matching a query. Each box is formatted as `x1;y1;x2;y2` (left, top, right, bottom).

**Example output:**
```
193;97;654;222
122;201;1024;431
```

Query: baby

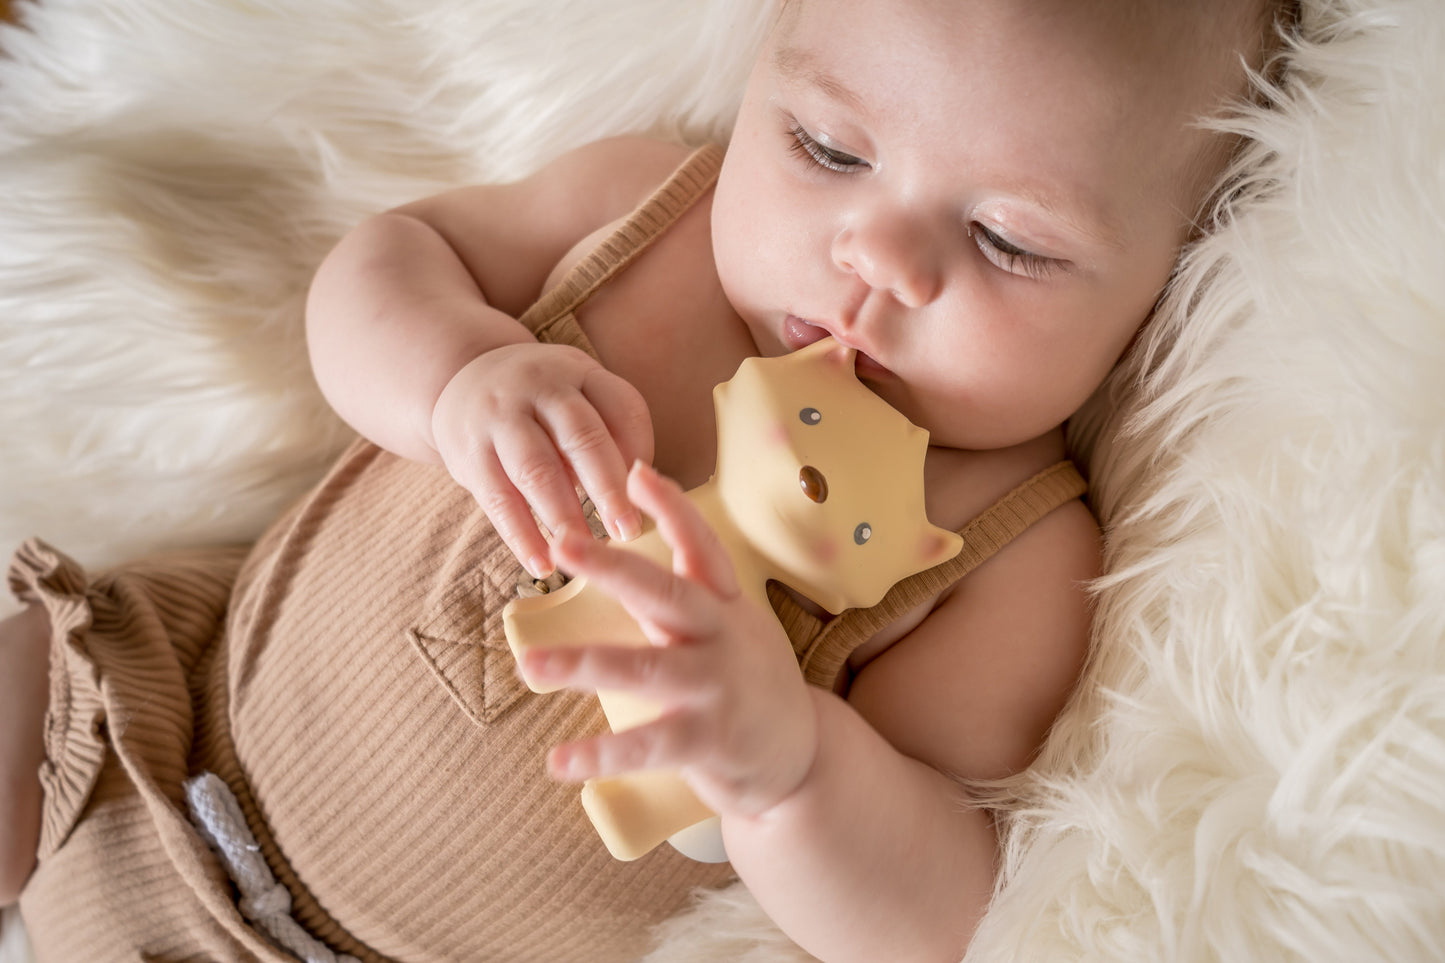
0;1;1289;961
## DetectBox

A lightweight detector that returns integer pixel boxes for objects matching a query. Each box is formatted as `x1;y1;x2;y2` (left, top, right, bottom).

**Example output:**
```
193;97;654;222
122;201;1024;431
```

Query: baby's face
713;0;1255;450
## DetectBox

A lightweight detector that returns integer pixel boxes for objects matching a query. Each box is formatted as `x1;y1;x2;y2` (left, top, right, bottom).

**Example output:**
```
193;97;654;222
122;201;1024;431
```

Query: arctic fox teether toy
503;337;962;862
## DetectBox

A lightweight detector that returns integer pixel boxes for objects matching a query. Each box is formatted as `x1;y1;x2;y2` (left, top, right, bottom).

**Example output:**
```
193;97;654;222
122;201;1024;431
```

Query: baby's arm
727;498;1099;961
305;137;689;571
530;469;1098;962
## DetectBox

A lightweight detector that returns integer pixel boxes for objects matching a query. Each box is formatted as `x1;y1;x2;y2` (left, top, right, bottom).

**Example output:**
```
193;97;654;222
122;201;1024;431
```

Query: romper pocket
407;512;535;726
408;496;612;726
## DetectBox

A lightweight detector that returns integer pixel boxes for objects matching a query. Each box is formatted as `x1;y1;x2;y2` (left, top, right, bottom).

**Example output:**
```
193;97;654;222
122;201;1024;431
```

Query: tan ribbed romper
8;145;1086;963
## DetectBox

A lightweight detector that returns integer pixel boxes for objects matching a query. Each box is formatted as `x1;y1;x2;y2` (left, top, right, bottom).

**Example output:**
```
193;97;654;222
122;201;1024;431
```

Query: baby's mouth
782;314;831;351
783;315;892;380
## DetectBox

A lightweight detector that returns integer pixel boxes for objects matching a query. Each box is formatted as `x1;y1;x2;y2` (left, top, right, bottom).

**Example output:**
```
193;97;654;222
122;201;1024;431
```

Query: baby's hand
431;343;653;578
521;462;819;820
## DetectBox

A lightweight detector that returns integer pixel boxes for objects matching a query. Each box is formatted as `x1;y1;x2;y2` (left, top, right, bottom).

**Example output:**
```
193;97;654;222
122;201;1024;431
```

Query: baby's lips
783;315;891;378
782;313;832;351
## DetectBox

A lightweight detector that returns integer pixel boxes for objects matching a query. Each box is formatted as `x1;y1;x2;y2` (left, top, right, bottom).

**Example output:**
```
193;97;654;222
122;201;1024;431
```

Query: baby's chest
553;203;757;489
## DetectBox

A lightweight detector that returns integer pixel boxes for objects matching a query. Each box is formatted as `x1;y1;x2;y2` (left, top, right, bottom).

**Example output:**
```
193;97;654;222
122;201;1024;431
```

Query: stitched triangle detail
408;629;528;726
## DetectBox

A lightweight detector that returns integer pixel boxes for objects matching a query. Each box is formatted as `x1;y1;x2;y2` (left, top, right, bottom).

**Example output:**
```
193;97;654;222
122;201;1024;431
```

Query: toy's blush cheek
809;537;838;566
766;421;791;447
918;531;953;563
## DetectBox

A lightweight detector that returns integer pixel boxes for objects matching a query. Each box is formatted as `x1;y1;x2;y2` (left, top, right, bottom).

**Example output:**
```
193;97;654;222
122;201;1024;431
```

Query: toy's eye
799;407;822;425
799;465;828;503
854;523;872;545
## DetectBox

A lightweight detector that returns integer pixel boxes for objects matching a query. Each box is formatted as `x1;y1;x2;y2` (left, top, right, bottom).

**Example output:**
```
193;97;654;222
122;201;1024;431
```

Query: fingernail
613;512;642;542
548;748;575;780
528;555;553;579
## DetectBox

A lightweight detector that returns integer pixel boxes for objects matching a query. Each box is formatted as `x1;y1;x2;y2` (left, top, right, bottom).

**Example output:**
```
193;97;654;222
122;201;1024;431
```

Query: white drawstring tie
185;772;361;963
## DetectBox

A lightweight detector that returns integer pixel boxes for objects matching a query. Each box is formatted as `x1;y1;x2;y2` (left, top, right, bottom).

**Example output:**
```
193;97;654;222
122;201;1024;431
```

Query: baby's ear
919;527;964;567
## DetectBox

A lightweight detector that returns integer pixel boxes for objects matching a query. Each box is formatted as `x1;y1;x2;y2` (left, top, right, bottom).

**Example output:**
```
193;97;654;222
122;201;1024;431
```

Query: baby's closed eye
969;223;1061;280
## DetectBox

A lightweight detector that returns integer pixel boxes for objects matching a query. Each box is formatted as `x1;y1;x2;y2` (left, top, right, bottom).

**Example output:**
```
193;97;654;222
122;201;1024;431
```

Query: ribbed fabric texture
9;143;1087;962
10;538;292;961
211;444;741;963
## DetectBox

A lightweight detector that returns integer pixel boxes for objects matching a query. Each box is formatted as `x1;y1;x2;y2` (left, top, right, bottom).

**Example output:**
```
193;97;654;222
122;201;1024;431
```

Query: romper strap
517;143;726;358
798;459;1088;688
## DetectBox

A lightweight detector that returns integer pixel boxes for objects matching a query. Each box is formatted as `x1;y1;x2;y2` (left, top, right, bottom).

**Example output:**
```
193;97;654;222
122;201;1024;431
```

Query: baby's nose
831;213;942;307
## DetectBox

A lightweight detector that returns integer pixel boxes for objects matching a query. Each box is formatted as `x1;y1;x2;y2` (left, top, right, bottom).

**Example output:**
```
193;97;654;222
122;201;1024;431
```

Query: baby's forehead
772;0;1262;228
783;1;1260;98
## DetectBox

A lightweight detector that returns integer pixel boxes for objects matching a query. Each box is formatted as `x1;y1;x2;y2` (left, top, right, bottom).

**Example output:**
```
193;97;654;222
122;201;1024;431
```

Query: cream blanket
1;0;1441;960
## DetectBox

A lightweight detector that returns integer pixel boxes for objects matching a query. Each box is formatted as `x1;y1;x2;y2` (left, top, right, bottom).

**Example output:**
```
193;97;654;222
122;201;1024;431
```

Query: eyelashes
969;223;1060;280
787;122;867;174
784;117;1063;281
785;116;1072;285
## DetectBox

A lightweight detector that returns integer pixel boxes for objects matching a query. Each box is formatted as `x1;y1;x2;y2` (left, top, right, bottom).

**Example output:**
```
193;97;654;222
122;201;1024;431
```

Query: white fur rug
2;1;1442;961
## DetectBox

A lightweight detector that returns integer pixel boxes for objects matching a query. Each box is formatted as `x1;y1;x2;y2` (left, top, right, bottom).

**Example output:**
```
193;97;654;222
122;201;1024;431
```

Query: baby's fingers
546;712;703;783
520;641;710;699
627;463;739;599
551;526;715;637
582;369;654;540
583;369;654;479
536;388;642;543
491;419;591;574
464;447;555;579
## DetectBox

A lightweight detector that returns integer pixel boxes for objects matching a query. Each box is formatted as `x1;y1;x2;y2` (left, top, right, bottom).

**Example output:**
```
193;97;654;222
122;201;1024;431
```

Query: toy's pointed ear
795;334;853;370
919;527;964;566
820;339;855;370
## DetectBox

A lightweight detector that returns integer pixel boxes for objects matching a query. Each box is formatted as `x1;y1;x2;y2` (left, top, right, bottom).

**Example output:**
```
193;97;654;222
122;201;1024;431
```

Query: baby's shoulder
922;435;1101;646
534;136;699;219
848;438;1098;778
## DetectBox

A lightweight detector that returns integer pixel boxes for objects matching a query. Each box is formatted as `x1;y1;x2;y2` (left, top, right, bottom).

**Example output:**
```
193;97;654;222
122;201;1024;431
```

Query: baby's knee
0;604;50;905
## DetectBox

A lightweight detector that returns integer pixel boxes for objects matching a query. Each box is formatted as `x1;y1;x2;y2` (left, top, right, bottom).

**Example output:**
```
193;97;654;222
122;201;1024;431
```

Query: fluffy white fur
1;0;1442;961
974;3;1445;958
0;0;769;581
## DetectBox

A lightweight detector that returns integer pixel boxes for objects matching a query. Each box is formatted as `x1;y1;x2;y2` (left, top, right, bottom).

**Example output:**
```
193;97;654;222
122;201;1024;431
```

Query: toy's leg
581;771;715;862
584;691;728;861
666;816;726;863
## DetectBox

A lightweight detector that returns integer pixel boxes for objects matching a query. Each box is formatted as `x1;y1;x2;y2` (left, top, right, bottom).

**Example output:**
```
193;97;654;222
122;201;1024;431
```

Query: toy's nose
799;465;828;503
